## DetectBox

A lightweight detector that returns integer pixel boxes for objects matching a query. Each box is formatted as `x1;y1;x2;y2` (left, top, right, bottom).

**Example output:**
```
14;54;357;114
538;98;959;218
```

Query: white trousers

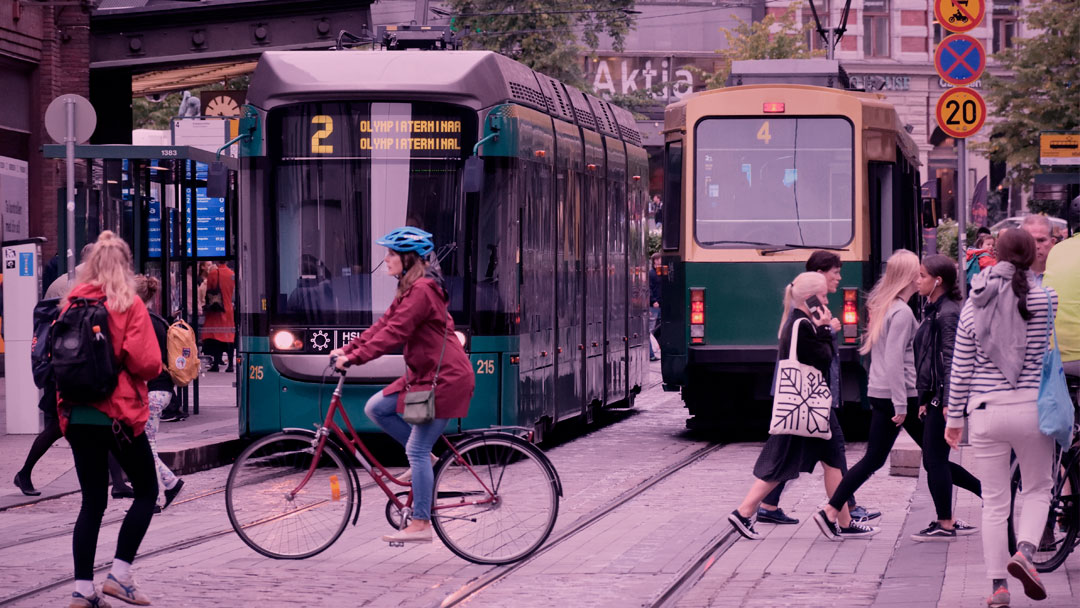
969;400;1055;580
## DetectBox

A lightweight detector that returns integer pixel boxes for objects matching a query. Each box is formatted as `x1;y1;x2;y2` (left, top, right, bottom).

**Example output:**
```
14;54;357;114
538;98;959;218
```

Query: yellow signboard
1040;132;1080;166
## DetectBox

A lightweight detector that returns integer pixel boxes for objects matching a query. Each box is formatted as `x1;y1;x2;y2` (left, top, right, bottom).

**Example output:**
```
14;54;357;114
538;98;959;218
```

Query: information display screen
147;161;228;258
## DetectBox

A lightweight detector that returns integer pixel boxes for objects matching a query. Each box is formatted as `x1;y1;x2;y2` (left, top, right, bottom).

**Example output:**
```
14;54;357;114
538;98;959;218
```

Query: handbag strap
787;317;804;361
1043;290;1060;358
405;308;451;390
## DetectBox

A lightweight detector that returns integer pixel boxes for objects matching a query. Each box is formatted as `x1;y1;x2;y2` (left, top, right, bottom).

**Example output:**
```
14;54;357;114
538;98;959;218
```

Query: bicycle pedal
388;541;405;548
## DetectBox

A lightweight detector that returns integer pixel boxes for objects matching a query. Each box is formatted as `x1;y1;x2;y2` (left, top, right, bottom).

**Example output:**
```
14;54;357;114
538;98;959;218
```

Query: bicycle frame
288;372;500;519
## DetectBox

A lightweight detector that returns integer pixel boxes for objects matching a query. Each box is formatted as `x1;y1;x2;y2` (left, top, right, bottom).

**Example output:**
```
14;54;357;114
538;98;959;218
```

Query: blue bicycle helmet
377;226;435;257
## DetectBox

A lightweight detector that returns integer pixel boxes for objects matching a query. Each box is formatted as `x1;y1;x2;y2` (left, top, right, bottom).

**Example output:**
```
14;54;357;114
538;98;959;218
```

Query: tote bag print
770;319;833;439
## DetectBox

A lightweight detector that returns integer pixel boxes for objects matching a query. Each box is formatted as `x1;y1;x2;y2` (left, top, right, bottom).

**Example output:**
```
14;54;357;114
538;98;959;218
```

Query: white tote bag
769;318;833;439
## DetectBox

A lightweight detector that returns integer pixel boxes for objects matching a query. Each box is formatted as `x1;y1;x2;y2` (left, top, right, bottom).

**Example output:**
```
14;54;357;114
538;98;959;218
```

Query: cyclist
329;227;475;544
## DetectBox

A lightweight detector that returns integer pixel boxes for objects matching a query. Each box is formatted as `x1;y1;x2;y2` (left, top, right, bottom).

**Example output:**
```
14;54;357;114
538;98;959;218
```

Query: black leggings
828;397;981;518
19;394;63;479
68;424;158;580
922;402;981;519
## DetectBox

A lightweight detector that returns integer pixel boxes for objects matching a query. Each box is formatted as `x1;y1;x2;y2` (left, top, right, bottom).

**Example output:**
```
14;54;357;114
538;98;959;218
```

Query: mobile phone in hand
805;295;825;321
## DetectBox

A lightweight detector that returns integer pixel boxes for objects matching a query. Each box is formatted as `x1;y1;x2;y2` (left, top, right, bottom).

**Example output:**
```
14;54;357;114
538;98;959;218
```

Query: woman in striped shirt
945;228;1058;608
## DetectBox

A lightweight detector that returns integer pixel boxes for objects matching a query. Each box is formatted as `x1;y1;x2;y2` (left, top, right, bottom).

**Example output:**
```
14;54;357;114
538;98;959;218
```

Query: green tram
236;50;649;440
657;81;923;433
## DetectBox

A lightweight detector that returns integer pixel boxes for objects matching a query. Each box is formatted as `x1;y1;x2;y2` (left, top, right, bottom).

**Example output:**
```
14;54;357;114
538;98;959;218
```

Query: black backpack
50;297;121;404
31;298;61;389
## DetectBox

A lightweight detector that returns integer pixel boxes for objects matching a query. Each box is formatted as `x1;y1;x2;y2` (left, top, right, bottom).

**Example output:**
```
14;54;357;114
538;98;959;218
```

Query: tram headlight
272;330;302;351
455;331;469;351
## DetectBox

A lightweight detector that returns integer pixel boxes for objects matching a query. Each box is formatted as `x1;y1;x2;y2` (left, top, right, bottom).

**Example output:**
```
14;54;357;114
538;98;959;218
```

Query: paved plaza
1;365;1078;607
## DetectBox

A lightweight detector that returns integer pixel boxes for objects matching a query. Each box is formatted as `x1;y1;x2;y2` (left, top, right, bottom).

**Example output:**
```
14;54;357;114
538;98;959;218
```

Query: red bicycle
225;365;562;564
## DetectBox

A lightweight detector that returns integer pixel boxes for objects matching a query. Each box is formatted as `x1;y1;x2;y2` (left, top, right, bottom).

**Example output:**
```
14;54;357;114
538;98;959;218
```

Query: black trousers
20;391;62;479
827;397;981;516
67;424;158;580
922;402;982;519
204;338;233;368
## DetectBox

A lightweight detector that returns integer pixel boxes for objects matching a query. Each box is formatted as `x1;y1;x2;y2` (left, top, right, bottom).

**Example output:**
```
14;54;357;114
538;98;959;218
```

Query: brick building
1;0;90;261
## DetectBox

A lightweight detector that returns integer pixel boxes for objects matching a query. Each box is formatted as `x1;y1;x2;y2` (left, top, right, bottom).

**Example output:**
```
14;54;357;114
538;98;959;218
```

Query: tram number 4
249;365;264;380
311;115;334;154
757;121;771;144
944;99;978;126
476;359;495;375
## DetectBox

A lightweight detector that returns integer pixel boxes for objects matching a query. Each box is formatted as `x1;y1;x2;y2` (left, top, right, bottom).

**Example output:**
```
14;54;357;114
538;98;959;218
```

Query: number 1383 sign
936;86;986;139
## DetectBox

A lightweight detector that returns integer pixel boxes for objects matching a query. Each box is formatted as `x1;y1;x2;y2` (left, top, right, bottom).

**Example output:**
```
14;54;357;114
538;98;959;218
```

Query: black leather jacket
913;296;961;405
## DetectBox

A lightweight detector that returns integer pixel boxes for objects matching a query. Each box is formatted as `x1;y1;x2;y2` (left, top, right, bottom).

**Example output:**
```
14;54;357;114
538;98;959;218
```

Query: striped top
946;286;1058;426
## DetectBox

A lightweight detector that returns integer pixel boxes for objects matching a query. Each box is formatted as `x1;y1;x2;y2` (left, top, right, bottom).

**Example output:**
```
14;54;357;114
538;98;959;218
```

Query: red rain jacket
203;264;236;343
58;283;163;436
342;278;474;419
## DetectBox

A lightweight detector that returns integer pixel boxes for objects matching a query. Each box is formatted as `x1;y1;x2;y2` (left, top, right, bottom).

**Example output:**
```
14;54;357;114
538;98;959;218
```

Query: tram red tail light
689;288;705;344
842;288;859;343
763;102;786;113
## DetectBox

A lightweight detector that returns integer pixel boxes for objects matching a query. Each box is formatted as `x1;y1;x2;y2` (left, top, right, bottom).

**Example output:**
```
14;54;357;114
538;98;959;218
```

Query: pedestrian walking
60;231;163;607
203;262;235;372
329;227;475;544
649;253;661;361
758;251;881;526
813;250;922;539
728;272;878;541
13;298;63;496
133;275;185;512
944;229;1058;607
909;254;982;541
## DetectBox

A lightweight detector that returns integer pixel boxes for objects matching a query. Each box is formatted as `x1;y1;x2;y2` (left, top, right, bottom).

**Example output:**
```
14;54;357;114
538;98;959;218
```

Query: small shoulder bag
402;317;450;425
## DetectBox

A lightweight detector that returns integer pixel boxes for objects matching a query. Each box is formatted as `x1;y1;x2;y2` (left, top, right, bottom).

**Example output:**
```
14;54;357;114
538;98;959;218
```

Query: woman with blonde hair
728;272;877;541
61;232;162;607
814;249;923;539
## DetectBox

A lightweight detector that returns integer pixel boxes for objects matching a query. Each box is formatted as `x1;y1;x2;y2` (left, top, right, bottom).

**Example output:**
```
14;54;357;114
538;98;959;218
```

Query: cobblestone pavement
2;365;1078;607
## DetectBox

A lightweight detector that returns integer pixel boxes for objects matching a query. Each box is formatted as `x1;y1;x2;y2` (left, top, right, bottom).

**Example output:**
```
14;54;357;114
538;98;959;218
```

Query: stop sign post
45;94;96;279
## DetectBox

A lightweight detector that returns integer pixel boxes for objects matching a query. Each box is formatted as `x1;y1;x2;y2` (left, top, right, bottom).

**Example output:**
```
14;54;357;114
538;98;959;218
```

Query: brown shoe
1006;552;1047;601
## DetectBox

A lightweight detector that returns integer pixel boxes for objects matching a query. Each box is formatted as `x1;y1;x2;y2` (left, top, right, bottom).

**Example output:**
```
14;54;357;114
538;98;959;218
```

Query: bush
647;230;662;257
932;219;981;261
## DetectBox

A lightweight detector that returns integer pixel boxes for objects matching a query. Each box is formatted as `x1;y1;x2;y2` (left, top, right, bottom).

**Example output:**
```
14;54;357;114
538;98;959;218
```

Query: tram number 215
476;359;495;375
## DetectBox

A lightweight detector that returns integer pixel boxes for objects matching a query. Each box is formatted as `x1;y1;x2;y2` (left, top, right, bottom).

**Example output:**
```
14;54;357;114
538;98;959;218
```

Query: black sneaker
840;521;881;539
757;507;799;525
911;521;957;542
953;519;978;536
159;412;181;422
850;505;882;522
813;509;842;541
111;484;135;499
727;509;762;540
163;479;184;510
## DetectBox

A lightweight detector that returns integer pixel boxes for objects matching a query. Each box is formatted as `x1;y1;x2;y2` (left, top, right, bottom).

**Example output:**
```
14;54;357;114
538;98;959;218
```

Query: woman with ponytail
728;272;877;541
944;229;1058;607
910;255;982;541
814;250;922;540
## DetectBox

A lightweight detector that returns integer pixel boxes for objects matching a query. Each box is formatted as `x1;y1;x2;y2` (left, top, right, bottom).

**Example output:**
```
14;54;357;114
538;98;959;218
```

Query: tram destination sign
281;110;465;160
935;35;985;86
935;0;985;34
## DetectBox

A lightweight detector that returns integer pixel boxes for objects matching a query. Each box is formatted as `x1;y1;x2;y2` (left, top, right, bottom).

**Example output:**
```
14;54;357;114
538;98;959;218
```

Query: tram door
555;127;586;422
605;138;628;404
582;131;606;408
520;160;556;429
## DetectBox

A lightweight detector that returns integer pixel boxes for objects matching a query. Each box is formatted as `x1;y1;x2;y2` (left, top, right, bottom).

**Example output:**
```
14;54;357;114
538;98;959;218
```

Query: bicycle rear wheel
432;434;559;565
1009;454;1080;572
226;432;354;559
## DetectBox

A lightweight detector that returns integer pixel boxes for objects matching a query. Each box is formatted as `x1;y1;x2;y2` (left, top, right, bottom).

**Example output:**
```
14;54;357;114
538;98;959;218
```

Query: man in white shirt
1021;215;1053;286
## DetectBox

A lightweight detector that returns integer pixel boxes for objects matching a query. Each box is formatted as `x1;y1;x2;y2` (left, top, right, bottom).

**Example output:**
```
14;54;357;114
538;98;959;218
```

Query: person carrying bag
329;227;474;545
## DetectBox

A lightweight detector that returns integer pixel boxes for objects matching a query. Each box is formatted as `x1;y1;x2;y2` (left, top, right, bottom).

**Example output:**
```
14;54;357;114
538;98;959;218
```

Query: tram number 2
311;115;334;154
944;99;978;126
476;359;495;375
249;365;265;380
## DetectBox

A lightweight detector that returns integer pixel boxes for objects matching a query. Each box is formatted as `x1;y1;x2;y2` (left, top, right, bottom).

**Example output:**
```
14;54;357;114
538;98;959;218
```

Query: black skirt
752;410;847;482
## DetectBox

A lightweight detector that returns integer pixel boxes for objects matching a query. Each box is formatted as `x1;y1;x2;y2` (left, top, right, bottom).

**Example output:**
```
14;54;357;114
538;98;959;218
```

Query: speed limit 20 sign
935;87;986;139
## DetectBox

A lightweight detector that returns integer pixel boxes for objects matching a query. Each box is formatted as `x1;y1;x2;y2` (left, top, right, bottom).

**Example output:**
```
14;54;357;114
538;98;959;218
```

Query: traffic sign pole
958;138;968;297
65;98;76;280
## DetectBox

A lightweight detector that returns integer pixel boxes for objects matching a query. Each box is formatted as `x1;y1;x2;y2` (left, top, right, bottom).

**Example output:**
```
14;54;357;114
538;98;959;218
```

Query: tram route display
280;105;465;160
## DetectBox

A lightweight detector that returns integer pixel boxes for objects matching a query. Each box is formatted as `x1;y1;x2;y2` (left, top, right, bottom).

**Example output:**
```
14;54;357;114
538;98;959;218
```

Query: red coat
58;284;163;436
342;278;474;419
203;264;235;343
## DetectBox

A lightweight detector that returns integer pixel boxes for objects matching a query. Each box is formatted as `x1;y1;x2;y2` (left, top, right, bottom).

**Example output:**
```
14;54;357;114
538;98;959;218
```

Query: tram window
693;117;854;248
662;141;682;251
269;101;473;326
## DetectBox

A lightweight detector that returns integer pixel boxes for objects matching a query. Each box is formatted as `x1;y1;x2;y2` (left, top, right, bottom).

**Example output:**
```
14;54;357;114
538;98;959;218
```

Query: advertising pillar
3;237;44;434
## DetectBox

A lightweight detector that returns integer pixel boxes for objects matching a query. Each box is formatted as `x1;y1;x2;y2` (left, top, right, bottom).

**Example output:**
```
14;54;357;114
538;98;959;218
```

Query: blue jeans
364;390;449;521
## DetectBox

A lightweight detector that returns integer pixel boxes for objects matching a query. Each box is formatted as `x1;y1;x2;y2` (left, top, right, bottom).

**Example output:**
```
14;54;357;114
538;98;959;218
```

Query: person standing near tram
203;262;235;372
329;227;475;544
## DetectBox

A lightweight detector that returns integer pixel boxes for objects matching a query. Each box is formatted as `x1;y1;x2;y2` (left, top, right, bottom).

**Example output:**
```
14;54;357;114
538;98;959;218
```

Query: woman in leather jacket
911;254;982;541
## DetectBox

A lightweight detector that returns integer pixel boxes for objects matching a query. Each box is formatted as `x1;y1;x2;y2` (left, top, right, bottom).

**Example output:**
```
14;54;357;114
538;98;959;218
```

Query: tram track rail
435;441;725;608
645;528;739;608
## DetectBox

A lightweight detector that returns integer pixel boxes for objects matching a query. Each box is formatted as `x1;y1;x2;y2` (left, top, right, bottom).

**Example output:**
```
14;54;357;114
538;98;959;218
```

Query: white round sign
45;94;97;144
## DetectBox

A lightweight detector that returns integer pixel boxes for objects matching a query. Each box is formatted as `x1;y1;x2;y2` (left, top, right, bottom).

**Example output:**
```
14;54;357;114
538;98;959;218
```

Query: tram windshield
694;117;854;248
269;101;472;326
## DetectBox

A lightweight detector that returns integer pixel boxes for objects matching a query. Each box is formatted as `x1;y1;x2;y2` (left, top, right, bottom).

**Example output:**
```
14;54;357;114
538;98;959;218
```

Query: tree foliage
980;0;1080;190
445;0;635;88
691;3;823;90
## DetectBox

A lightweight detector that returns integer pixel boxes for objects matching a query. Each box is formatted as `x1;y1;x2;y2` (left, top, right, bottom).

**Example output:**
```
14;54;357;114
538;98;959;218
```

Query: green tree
691;3;823;90
980;0;1080;190
445;0;635;88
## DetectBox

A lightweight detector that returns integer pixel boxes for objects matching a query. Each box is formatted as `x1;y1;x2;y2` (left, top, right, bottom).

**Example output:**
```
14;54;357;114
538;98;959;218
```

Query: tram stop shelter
42;144;240;417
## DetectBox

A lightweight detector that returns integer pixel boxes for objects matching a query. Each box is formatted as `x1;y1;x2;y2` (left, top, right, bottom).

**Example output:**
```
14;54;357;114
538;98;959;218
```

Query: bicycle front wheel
226;432;354;559
1009;454;1080;572
432;434;559;565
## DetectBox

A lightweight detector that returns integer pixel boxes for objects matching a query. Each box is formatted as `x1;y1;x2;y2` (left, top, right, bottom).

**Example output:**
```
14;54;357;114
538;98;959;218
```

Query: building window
993;0;1019;52
863;0;890;58
803;9;828;52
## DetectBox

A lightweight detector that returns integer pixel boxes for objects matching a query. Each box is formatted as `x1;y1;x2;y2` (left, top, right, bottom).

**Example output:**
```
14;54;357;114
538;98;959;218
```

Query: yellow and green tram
236;49;649;440
657;81;922;432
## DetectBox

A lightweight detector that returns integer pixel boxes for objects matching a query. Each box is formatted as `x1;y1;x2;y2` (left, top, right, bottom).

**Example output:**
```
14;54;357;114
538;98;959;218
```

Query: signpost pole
957;138;968;298
65;98;77;280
